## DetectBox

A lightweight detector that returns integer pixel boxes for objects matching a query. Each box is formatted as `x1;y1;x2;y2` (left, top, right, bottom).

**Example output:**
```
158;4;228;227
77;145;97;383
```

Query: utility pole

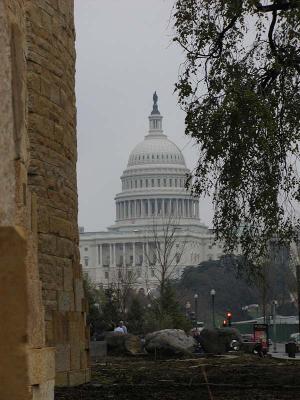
272;300;278;353
296;265;300;336
194;294;198;326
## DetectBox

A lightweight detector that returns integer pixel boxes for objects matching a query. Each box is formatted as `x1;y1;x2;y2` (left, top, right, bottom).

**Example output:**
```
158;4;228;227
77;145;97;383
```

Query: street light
210;289;216;328
194;294;199;326
272;300;278;353
185;301;191;318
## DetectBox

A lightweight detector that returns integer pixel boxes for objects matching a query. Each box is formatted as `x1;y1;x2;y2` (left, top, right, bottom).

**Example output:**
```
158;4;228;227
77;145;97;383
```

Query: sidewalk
269;343;300;360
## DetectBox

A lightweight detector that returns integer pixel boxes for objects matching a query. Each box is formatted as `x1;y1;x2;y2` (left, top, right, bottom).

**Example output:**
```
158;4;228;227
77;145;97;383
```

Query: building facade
80;93;223;289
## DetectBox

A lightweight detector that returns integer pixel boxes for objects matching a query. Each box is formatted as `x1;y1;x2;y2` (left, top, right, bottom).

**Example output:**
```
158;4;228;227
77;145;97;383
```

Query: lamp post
185;301;191;318
194;294;198;326
272;300;278;353
210;289;216;328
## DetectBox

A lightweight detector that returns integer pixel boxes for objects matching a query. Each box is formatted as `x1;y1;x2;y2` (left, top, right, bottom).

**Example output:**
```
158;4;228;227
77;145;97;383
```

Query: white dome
128;134;186;167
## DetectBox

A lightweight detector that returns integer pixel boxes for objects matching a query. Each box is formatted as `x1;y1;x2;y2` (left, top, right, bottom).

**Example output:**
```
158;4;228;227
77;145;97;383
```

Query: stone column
97;244;101;265
176;199;179;217
109;244;113;267
100;244;103;266
132;242;136;266
142;243;146;266
113;244;116;266
116;202;119;220
123;243;126;266
128;201;131;219
148;199;151;217
155;199;158;216
146;242;150;263
140;199;144;218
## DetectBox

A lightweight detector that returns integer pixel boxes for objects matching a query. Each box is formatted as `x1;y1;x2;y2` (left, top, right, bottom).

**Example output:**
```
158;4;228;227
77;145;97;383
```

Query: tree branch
257;1;300;12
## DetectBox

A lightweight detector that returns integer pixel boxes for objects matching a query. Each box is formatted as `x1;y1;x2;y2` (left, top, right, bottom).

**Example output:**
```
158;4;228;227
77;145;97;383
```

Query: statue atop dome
151;91;160;115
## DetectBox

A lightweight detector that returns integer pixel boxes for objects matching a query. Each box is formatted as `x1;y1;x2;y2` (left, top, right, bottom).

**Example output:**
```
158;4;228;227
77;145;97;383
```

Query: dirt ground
55;354;300;400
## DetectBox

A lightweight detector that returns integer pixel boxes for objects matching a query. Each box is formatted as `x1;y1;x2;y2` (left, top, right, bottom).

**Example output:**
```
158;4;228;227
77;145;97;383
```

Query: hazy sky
74;0;213;231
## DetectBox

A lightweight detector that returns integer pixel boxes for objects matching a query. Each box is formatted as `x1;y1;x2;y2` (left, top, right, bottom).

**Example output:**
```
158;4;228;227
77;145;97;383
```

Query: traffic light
222;319;228;327
226;312;232;326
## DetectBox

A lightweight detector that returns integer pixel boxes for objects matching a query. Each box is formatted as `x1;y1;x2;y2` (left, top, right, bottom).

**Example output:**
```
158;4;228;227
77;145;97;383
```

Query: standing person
120;320;128;334
114;322;124;334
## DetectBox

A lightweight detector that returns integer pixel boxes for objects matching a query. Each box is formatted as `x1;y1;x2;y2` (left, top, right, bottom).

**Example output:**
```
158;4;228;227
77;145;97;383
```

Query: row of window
122;177;186;190
129;152;182;163
103;269;155;280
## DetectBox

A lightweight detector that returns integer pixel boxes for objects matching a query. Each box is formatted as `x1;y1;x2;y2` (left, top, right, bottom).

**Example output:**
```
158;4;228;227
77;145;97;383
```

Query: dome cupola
127;92;186;168
113;92;200;228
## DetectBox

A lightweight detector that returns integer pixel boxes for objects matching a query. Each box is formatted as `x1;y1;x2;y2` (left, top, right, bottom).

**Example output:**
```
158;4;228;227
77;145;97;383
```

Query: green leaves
174;0;300;261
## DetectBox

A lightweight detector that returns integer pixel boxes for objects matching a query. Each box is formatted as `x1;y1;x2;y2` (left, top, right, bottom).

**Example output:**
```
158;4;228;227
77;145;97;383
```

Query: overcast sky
74;0;213;232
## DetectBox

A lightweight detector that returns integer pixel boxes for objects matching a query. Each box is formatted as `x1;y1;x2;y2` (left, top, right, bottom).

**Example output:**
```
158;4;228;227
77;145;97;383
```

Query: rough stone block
32;379;55;400
55;371;68;387
74;279;84;312
28;347;55;385
45;320;54;345
70;344;81;371
53;311;69;344
80;348;89;370
85;368;91;383
63;265;74;291
38;233;57;255
55;344;71;373
55;237;74;258
50;216;72;239
57;290;74;312
68;369;87;387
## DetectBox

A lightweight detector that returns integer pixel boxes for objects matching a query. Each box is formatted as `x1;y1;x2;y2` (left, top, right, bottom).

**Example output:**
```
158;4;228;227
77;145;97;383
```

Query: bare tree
107;265;138;316
143;214;187;296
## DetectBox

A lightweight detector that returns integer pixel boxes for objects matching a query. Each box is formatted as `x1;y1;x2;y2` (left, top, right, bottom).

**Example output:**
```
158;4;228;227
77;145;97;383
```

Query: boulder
104;332;144;355
145;329;196;356
199;328;242;354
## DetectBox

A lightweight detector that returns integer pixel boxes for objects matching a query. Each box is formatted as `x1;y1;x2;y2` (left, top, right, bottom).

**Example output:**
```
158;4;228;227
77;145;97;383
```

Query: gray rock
199;328;242;354
145;329;196;356
104;332;144;355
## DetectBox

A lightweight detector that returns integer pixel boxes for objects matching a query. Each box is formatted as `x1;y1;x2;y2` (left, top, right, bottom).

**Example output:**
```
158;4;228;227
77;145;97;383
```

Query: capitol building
79;93;223;289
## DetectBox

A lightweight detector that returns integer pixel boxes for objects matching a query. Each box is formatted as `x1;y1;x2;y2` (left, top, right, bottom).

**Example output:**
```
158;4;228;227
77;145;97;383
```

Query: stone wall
0;0;90;397
25;0;90;387
0;1;55;398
